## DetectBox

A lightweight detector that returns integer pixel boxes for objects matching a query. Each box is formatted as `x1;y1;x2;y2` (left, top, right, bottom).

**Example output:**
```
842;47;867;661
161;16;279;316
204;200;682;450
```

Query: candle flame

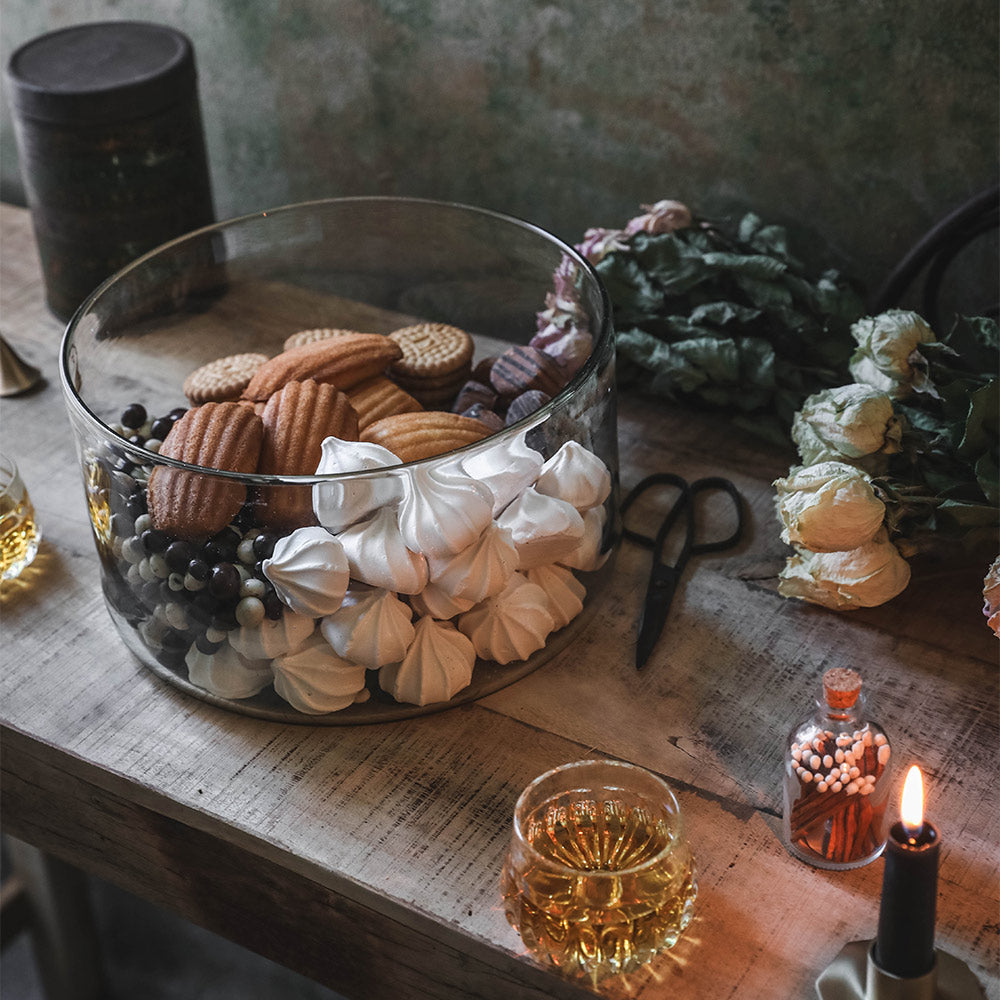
900;765;924;834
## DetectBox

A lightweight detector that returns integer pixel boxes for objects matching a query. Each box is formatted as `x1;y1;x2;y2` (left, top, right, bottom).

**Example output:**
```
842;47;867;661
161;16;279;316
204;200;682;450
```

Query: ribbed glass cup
501;759;697;982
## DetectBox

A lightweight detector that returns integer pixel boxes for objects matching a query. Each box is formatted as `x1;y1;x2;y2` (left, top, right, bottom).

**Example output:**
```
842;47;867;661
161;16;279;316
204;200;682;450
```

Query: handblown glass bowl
60;197;618;723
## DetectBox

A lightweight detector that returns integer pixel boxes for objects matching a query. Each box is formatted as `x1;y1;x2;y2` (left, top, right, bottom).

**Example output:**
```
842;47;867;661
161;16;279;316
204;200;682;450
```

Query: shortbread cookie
183;353;270;404
388;323;474;379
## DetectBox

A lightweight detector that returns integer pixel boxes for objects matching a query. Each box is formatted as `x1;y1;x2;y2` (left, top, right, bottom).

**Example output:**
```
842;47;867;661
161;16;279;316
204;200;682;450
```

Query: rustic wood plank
2;202;997;1000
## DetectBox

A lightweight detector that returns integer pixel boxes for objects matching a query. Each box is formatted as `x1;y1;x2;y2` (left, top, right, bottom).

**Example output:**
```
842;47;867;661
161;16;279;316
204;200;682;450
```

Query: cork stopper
823;667;862;709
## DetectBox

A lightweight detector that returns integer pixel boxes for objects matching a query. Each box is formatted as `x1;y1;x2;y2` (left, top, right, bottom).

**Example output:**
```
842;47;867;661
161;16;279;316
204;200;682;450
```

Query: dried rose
624;199;693;236
984;556;1000;637
791;384;903;471
775;461;886;553
575;227;628;265
778;529;911;609
848;309;936;399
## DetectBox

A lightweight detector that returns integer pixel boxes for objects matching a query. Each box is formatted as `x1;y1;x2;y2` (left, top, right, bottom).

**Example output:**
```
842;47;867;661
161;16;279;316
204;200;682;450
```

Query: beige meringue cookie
557;504;610;572
525;563;586;630
336;506;429;595
408;583;476;620
380;616;475;706
185;642;273;700
460;430;544;515
312;436;403;533
397;463;494;560
457;573;555;664
262;526;350;617
272;632;368;714
228;609;315;660
320;586;415;669
496;486;585;570
427;522;518;603
534;440;612;511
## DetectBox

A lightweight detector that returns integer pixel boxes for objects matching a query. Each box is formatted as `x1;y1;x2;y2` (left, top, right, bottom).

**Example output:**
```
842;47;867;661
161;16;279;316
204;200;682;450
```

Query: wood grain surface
1;203;996;1000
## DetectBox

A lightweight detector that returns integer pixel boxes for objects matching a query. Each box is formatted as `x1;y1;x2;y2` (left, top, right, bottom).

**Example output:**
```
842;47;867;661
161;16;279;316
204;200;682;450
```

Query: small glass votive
0;453;41;581
501;758;697;983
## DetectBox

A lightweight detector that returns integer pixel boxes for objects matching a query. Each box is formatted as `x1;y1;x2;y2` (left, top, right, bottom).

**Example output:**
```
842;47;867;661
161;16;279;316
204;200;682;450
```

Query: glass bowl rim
58;194;614;485
511;758;687;877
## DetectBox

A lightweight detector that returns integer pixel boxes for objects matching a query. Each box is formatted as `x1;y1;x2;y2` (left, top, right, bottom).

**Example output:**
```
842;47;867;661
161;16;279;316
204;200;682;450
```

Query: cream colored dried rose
984;556;1000;637
848;310;936;399
774;461;886;553
792;384;903;470
778;529;911;610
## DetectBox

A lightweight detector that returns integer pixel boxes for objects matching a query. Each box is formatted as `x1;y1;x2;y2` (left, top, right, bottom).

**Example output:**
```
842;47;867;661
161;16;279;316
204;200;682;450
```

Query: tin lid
6;21;197;124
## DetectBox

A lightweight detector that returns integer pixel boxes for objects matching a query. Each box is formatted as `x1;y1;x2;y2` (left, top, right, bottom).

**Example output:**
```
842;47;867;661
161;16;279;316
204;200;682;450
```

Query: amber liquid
0;491;40;581
501;796;696;980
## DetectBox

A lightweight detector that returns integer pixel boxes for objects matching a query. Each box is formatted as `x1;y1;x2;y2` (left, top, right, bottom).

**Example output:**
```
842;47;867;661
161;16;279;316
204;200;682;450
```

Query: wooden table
1;202;996;1000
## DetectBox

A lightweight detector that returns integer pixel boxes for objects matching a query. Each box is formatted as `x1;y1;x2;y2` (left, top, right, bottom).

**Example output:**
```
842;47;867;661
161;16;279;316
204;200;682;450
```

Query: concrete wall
2;0;997;299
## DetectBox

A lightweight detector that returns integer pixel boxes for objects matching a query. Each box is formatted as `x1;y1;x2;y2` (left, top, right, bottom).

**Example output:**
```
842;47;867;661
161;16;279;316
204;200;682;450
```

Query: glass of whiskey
1;453;41;582
501;758;696;983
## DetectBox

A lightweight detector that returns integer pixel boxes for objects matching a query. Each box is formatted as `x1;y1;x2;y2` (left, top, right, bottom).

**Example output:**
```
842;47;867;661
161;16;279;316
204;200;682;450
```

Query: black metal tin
6;21;215;321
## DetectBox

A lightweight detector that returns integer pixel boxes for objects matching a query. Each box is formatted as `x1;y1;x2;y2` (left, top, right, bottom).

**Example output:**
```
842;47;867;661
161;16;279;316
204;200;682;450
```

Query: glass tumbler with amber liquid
501;759;696;983
0;453;41;581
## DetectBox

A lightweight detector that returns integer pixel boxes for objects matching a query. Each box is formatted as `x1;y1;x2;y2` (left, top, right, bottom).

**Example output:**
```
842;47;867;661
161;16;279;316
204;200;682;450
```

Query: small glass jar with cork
782;667;892;870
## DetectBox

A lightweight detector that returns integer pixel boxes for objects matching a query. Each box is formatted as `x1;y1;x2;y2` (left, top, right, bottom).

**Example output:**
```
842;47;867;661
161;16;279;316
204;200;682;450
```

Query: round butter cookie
183;353;270;404
388;323;474;380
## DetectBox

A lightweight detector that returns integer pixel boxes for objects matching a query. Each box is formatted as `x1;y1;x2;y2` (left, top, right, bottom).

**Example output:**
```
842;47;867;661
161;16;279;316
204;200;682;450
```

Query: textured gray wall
2;0;997;297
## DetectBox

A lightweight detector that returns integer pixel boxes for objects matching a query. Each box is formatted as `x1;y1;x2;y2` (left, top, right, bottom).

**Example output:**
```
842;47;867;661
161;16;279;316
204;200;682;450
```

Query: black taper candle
873;819;940;978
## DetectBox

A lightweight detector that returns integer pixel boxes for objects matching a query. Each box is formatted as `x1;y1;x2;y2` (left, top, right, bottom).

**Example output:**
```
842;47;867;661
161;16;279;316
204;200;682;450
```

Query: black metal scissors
620;473;745;670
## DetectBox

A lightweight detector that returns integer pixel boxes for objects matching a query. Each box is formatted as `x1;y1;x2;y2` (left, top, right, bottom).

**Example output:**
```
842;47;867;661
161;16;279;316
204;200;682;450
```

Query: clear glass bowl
60;197;618;723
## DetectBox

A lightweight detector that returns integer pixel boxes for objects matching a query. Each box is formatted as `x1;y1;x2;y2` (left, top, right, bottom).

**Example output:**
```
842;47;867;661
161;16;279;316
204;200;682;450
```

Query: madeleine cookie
257;379;360;529
183;353;270;404
283;327;369;351
148;402;264;541
360;411;492;463
345;376;423;432
242;334;402;401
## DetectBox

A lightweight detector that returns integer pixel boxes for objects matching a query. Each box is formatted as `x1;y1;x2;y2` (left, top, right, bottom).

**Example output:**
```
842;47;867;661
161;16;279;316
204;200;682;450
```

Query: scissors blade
634;567;681;670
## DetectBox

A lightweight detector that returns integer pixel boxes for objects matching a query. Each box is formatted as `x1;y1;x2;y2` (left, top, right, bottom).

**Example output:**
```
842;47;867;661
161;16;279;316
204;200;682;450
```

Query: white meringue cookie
262;526;350;617
427;522;518;603
534;441;612;511
525;563;586;630
228;609;315;660
496;487;585;570
408;583;476;620
272;632;368;714
397;463;494;559
336;506;428;595
380;616;476;706
320;587;414;669
557;505;610;572
185;642;273;700
457;573;556;664
313;437;403;532
461;431;544;515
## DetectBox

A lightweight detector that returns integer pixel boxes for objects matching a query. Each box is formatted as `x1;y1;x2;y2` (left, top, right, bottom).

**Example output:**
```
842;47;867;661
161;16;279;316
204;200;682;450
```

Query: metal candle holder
815;940;984;1000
